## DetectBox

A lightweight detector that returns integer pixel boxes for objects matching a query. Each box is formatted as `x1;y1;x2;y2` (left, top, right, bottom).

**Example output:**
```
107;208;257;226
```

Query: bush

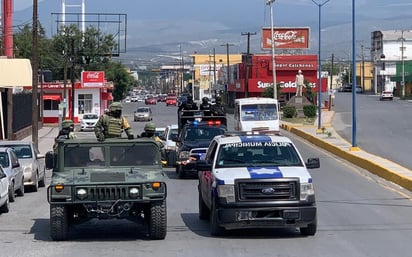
303;105;317;118
282;106;296;118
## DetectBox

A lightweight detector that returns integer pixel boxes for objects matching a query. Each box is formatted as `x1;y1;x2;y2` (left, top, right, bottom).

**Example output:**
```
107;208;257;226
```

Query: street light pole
311;0;330;131
266;0;277;100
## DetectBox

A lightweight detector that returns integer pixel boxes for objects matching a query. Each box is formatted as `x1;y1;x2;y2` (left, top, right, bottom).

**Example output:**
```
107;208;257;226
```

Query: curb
281;123;412;191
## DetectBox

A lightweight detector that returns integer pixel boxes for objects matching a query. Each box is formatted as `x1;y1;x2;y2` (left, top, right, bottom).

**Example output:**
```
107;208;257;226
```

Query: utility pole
329;53;334;111
32;0;39;146
241;32;256;98
221;43;234;104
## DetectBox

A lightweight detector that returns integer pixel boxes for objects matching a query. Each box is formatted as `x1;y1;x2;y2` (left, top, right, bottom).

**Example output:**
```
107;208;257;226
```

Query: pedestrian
94;102;134;141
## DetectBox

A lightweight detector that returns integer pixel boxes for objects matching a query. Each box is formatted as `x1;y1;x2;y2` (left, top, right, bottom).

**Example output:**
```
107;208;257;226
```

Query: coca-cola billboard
82;71;105;87
261;27;309;49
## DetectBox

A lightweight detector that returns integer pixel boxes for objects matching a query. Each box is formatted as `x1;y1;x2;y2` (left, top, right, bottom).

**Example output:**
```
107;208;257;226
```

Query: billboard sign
261;27;310;49
82;71;105;87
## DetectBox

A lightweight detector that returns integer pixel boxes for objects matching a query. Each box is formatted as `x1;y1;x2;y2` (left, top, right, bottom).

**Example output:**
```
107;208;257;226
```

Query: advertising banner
261;27;310;49
82;71;105;87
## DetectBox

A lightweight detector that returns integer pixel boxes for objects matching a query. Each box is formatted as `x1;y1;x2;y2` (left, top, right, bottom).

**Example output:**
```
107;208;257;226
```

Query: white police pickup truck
197;132;320;236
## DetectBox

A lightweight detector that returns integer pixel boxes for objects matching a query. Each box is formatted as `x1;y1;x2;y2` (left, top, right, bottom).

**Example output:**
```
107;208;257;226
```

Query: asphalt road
1;100;412;257
332;93;412;170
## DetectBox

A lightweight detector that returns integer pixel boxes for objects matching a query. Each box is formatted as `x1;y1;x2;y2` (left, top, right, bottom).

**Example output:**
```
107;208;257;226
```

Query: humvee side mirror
45;151;54;169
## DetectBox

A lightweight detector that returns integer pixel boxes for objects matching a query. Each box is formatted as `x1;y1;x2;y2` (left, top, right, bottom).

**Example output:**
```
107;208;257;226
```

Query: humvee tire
148;200;167;240
50;205;69;241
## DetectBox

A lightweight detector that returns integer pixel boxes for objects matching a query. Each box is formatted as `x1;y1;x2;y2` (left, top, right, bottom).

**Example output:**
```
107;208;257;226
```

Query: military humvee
46;137;167;241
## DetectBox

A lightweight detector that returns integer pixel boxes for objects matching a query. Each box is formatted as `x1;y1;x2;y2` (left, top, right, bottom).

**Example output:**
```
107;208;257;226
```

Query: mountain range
12;0;412;66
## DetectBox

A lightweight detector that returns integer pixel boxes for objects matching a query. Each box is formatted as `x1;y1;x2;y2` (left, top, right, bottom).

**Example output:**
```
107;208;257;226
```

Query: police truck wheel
300;218;317;236
210;200;224;236
50;205;69;241
198;189;209;220
148;200;167;240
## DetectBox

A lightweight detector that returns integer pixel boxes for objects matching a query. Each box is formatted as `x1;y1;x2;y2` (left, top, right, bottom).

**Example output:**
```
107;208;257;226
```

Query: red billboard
261;27;310;49
82;71;105;87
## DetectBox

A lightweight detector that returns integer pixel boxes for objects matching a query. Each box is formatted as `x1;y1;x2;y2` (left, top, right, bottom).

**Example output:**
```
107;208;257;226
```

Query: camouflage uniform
56;119;76;140
140;122;166;163
94;102;134;141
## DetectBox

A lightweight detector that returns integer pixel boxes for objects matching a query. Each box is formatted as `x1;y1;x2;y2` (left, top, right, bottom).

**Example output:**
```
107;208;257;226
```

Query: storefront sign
82;71;105;87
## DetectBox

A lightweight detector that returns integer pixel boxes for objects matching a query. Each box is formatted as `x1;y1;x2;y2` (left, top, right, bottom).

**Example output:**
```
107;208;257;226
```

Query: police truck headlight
300;182;315;201
76;188;88;200
217;185;235;203
129;187;139;199
179;151;190;159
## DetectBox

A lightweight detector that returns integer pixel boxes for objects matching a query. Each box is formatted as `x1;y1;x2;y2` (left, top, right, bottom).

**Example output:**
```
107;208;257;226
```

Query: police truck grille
236;179;298;201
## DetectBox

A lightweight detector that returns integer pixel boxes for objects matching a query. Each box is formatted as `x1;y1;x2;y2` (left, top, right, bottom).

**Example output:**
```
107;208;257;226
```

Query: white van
234;97;280;132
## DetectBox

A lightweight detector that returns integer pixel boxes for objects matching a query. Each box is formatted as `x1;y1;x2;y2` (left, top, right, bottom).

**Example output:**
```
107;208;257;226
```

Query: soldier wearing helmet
140;122;166;163
210;95;225;116
199;97;211;111
94;102;134;141
55;119;76;141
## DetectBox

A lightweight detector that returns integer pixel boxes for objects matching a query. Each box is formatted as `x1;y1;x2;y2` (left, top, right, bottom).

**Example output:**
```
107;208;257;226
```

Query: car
145;96;157;105
356;85;363;93
79;113;99;131
155;127;166;138
166;96;177;106
159;124;179;167
0;166;10;213
131;96;139;102
0;147;24;202
380;91;394;101
0;141;46;192
134;107;153;121
197;132;320;236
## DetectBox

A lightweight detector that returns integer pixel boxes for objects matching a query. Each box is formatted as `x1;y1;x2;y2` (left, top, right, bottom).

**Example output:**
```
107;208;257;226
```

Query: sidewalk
281;110;412;191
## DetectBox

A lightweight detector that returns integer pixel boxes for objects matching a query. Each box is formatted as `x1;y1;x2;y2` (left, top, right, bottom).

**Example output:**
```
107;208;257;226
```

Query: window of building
78;94;93;114
44;100;59;110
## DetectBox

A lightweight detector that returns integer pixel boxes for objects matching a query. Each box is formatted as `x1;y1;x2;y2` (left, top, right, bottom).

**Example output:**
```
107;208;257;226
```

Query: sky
10;0;412;62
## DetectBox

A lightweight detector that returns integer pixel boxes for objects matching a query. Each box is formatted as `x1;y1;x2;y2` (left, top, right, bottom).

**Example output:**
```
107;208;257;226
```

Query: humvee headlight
76;188;88;200
129;187;139;198
54;184;64;192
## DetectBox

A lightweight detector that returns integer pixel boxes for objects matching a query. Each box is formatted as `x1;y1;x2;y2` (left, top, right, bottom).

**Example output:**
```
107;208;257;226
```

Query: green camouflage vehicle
45;137;167;241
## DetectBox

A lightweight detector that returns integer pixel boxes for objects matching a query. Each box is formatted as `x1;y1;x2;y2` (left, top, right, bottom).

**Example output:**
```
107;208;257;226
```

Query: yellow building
356;61;374;92
190;54;242;100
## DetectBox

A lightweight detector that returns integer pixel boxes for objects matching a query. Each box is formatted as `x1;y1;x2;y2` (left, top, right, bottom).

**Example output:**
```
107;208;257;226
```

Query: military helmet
144;122;156;131
62;119;74;129
109;102;122;111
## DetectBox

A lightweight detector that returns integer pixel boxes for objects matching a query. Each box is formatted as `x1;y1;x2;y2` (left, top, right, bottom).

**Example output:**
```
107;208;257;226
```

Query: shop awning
43;95;61;101
0;59;32;87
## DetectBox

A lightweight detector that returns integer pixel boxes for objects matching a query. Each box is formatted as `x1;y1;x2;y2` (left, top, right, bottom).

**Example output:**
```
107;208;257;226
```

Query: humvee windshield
64;144;160;167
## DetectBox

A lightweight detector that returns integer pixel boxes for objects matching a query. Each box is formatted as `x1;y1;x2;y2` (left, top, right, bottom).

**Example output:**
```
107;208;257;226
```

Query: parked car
0;141;46;192
0;166;10;213
80;113;99;131
380;91;394;101
134;107;153;121
0;147;24;202
166;96;177;106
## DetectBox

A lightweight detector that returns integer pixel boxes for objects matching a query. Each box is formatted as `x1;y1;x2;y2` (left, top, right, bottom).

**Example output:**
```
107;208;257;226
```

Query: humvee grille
75;185;141;201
